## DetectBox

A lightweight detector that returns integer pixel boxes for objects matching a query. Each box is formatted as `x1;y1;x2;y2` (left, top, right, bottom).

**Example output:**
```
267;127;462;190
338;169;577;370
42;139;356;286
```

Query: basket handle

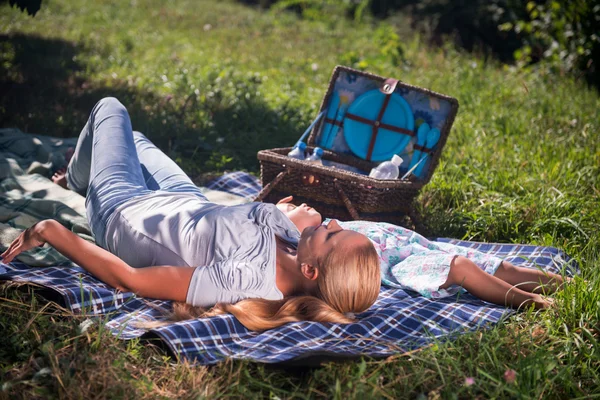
333;179;360;220
255;170;289;202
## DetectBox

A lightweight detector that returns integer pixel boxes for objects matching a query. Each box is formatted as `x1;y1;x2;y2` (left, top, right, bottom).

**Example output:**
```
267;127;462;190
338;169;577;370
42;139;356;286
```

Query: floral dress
335;220;503;299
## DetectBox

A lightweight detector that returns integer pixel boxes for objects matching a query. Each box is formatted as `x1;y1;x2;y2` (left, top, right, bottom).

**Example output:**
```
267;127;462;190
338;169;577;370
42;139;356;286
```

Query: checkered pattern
0;261;135;314
1;230;577;365
207;171;262;200
0;136;578;365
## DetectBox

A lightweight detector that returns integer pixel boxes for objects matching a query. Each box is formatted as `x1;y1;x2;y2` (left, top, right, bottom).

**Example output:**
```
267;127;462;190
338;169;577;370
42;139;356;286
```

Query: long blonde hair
157;240;381;331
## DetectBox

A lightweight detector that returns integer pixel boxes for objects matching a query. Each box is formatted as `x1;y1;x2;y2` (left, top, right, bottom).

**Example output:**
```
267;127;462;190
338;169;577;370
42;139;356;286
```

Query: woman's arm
1;220;194;302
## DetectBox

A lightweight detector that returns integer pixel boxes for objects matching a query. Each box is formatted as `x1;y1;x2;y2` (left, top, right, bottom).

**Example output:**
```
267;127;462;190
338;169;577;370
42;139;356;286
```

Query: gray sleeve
185;259;282;307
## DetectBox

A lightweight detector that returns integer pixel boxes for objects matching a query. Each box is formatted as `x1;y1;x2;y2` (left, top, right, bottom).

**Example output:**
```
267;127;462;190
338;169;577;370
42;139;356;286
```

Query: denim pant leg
132;131;208;200
66;97;151;246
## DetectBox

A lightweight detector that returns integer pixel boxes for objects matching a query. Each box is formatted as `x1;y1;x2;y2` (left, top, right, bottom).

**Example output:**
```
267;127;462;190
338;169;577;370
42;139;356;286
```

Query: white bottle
287;142;307;160
305;147;324;165
369;154;403;179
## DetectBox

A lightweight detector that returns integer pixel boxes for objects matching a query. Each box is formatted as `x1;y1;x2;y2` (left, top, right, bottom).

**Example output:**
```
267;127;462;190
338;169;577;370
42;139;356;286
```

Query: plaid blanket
1;131;578;365
0;128;91;266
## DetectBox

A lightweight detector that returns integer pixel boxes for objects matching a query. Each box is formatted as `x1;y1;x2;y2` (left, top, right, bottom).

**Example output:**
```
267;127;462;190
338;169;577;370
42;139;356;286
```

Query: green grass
1;0;599;398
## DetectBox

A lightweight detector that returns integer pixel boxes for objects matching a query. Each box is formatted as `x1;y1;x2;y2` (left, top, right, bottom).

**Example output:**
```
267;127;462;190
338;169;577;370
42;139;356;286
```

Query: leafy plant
499;0;600;86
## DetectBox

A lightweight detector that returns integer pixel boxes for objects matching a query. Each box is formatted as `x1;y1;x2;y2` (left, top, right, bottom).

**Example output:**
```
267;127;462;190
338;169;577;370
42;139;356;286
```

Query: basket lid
308;65;459;186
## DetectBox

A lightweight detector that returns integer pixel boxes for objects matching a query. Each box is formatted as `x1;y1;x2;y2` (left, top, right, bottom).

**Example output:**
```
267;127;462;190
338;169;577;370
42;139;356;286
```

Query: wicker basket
256;66;459;225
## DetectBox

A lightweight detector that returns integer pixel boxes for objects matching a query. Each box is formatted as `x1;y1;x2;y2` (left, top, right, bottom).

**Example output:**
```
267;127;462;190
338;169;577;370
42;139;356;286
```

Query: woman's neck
275;237;302;297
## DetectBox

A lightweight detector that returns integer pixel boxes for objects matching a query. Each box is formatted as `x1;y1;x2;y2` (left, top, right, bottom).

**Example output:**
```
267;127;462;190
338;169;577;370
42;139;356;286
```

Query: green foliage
373;22;405;65
500;0;600;85
340;22;405;70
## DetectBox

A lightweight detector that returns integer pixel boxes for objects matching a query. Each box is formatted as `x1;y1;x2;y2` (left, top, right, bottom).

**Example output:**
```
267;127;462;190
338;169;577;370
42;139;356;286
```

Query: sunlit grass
1;0;599;398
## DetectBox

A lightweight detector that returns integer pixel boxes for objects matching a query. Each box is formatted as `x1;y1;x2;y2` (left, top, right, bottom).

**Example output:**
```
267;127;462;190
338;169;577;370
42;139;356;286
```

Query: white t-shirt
103;192;300;307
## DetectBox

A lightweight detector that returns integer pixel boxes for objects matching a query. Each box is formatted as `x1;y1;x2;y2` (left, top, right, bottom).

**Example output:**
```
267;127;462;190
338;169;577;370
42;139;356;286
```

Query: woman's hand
0;221;48;263
276;196;294;205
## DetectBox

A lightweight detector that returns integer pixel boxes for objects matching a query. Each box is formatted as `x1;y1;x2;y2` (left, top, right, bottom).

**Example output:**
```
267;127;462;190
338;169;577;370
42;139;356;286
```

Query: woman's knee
448;256;475;280
494;261;515;277
97;96;122;107
440;256;470;288
88;97;131;131
451;256;471;271
93;97;127;116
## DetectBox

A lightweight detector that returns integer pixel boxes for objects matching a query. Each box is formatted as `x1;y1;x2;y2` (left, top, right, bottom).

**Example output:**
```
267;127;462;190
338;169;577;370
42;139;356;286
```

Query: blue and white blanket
0;131;578;365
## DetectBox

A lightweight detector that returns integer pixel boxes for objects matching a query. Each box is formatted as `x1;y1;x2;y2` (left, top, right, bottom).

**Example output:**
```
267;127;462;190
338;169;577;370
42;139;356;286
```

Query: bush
500;1;599;86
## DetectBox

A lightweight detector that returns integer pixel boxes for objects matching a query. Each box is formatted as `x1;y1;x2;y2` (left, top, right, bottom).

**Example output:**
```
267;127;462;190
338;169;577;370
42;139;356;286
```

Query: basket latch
380;78;399;95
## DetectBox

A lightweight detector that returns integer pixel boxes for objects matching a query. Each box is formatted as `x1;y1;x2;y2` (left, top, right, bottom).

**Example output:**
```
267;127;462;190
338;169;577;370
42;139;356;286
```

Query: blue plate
343;90;414;161
319;92;340;148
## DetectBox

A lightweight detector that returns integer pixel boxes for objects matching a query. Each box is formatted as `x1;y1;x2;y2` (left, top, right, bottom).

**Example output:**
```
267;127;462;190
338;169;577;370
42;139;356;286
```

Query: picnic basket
256;66;459;226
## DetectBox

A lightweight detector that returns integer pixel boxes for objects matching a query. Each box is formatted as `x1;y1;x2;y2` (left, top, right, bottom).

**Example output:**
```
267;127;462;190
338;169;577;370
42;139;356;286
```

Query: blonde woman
0;97;381;331
276;198;567;310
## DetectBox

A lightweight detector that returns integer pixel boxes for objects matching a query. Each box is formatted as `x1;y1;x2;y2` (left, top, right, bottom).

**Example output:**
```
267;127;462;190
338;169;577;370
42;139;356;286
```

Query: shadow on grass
0;33;303;176
0;33;150;137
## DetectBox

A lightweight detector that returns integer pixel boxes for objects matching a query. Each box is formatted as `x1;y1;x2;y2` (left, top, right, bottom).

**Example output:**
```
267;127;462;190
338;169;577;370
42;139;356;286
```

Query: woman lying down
1;98;567;332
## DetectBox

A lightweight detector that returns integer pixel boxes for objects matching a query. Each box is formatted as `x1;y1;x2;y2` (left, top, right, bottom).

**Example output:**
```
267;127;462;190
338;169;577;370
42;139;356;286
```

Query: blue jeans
66;97;207;247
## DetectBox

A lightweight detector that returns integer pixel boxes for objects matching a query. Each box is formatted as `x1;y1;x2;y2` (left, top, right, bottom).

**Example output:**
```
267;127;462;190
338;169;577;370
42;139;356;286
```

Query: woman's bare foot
52;168;68;189
52;147;74;189
532;294;555;310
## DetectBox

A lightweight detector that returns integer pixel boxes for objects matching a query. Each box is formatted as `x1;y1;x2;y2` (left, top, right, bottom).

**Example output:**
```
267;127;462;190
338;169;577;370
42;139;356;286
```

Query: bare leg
493;261;566;294
439;256;551;309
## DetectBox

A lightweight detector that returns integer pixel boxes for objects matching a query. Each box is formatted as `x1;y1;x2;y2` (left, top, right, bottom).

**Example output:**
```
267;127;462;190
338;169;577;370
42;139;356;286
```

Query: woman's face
276;198;322;233
296;219;369;265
